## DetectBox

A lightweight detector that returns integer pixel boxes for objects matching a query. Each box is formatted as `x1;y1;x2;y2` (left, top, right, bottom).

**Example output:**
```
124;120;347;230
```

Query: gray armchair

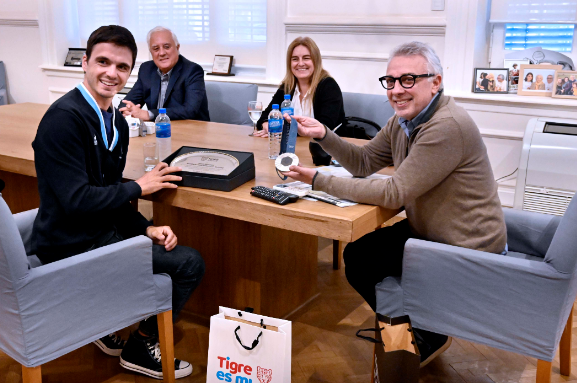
376;196;577;383
0;61;7;105
0;194;177;382
205;81;258;126
342;92;395;138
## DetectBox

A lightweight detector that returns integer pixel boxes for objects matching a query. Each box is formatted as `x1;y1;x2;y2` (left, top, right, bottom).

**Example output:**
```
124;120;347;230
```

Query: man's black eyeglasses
379;74;435;90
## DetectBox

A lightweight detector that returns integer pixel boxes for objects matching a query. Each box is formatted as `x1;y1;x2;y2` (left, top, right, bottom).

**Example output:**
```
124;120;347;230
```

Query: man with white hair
121;26;210;121
495;73;507;91
283;41;506;367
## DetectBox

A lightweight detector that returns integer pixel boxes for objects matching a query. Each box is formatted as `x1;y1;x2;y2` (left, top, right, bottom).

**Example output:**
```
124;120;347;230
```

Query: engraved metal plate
170;151;240;176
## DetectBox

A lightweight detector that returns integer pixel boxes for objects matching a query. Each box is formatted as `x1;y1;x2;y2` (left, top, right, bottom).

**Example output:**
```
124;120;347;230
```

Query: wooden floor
1;237;576;383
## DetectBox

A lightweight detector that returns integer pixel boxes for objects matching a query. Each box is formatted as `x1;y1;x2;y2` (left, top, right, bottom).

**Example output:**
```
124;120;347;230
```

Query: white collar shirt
292;84;315;118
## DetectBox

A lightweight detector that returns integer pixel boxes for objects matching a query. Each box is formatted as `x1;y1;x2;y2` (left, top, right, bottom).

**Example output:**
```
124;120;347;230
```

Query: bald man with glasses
282;41;506;367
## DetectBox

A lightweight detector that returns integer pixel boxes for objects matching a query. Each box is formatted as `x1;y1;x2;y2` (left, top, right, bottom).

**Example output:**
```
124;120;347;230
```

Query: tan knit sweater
313;95;507;253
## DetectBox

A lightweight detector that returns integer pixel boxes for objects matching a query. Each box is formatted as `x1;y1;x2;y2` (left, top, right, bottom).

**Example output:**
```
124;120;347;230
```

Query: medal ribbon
76;83;118;152
286;118;298;154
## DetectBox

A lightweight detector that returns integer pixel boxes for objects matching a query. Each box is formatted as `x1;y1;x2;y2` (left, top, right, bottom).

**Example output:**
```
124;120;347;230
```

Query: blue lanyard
76;83;118;152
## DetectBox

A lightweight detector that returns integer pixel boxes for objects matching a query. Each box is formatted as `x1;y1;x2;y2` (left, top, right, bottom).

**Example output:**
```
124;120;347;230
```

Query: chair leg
22;365;41;383
536;360;551;383
560;304;573;376
158;310;176;383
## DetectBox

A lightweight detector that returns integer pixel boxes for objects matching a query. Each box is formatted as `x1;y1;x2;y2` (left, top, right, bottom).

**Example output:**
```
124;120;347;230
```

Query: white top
292;84;315;118
545;81;555;91
523;81;533;90
495;80;507;92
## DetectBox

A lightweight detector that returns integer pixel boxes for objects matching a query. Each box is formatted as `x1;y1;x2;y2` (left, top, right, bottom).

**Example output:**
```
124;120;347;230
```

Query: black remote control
250;186;299;205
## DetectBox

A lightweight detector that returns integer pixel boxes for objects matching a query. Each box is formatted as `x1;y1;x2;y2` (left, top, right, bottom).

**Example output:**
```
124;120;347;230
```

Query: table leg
154;203;319;319
0;171;39;213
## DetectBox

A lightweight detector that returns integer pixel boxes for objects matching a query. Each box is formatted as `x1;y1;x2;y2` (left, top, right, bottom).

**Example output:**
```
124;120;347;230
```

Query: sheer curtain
76;0;266;66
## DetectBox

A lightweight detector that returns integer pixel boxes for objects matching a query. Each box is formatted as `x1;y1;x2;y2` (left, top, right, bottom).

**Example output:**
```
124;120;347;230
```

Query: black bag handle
344;116;382;140
355;328;385;345
234;325;263;351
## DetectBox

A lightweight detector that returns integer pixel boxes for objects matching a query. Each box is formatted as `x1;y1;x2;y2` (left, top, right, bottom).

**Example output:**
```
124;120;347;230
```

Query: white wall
2;0;577;207
0;0;48;104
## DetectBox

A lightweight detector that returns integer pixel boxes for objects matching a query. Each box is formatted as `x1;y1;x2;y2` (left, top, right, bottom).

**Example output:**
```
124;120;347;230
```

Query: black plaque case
163;146;255;192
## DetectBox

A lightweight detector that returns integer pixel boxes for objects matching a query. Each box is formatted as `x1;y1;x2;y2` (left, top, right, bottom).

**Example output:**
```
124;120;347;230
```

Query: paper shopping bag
206;307;291;383
357;314;420;383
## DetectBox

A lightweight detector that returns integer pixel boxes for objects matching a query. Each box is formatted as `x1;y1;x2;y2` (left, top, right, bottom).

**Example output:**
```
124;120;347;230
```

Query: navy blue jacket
124;55;210;121
32;88;150;264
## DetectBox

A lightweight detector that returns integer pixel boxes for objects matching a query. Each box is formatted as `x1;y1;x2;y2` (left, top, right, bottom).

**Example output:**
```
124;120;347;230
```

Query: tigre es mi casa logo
215;356;273;383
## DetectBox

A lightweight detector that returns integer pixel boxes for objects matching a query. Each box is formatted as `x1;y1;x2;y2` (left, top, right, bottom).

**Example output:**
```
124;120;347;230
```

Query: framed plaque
163;146;255;191
64;48;86;67
207;55;235;76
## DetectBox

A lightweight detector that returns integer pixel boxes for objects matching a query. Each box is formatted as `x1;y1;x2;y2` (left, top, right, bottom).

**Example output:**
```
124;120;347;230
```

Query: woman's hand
253;122;268;138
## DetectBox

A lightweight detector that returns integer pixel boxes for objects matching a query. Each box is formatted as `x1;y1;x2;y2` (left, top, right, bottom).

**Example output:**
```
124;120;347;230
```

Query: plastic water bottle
155;108;172;162
280;94;294;118
268;104;283;159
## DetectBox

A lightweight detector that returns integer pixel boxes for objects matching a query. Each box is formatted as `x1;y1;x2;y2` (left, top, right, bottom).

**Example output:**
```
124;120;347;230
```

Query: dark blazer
257;77;346;132
124;55;210;121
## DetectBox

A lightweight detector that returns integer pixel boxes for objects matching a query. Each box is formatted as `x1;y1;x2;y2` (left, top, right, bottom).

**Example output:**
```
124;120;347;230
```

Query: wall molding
285;16;446;36
321;51;389;62
0;18;39;27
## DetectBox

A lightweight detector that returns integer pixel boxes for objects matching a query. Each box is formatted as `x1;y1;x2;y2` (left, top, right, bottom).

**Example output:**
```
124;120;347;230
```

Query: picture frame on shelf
517;64;562;96
207;55;235;76
64;48;86;67
552;70;577;99
504;59;530;93
472;68;509;93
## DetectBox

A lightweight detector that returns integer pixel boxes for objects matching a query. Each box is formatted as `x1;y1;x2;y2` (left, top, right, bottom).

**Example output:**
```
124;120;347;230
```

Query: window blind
505;23;575;52
490;0;577;23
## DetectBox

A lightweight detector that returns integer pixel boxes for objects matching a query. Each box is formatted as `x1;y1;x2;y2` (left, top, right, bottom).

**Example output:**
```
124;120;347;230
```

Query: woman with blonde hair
254;37;346;144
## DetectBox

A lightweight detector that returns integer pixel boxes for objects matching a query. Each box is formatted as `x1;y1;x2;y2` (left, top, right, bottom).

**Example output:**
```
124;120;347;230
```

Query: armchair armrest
503;207;560;257
13;209;38;255
401;239;571;361
14;235;164;366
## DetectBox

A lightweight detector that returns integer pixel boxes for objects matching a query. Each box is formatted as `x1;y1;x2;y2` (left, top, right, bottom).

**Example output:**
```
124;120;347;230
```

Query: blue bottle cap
159;108;166;114
284;94;291;99
272;104;279;109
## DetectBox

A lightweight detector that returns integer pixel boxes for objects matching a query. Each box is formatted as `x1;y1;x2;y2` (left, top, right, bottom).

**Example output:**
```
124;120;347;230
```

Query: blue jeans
92;229;205;337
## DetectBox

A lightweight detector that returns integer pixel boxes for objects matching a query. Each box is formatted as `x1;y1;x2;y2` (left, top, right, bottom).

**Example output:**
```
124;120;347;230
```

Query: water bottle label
281;107;294;116
156;122;171;138
268;118;283;133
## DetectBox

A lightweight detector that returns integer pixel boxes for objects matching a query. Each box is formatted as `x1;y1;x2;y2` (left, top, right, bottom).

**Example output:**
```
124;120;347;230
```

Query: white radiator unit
514;118;577;216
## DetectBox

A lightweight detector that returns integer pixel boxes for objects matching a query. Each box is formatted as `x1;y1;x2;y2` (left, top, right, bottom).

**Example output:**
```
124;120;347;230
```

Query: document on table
275;166;391;208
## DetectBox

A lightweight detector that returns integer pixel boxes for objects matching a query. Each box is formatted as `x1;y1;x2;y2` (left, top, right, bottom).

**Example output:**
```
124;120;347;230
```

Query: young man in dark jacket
32;25;204;380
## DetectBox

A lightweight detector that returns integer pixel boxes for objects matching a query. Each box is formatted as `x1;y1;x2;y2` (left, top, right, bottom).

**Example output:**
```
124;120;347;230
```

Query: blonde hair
281;37;330;102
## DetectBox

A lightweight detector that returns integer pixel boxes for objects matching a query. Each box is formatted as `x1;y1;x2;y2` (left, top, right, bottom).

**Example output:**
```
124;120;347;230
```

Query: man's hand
136;162;182;196
289;115;327;139
282;164;318;185
146;225;178;251
120;100;150;120
253;122;268;138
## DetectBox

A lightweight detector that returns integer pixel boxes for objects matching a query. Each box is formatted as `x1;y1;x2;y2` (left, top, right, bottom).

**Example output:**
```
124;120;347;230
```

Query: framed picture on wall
552;70;577;99
504;59;530;93
472;68;509;93
517;64;562;96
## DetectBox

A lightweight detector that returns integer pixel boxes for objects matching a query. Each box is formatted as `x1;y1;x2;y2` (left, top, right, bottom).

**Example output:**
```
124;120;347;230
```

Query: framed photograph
504;59;530;93
517;64;562;96
208;55;234;76
472;68;509;93
552;70;577;99
64;48;86;67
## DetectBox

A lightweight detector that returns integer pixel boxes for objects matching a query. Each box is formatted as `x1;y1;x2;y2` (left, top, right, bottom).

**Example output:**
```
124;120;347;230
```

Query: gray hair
389;41;443;89
147;26;180;48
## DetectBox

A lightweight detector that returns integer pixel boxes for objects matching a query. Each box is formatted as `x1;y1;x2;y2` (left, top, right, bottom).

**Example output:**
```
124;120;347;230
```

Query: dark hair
86;25;137;70
524;72;533;82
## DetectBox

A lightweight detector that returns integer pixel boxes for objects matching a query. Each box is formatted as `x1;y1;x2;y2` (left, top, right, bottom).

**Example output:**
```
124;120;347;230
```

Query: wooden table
0;103;398;320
